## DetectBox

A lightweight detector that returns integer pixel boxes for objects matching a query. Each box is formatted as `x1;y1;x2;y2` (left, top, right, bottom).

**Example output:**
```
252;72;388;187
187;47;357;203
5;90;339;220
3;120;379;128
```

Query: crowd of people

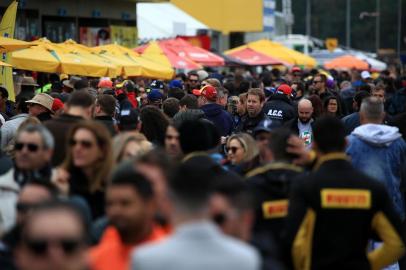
0;66;405;270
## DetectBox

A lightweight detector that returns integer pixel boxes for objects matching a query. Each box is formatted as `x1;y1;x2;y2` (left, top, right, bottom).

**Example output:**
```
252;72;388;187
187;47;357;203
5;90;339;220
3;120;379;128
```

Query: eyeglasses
226;146;242;154
24;237;84;256
69;139;94;149
15;142;39;152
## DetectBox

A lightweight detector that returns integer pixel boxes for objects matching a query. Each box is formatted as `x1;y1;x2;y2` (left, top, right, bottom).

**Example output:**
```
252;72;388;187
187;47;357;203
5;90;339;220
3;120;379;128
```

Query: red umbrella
226;47;286;66
134;41;202;70
162;38;225;67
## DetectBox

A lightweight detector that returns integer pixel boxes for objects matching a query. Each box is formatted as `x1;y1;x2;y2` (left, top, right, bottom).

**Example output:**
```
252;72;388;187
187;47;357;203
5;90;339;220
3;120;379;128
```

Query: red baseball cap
291;66;302;73
192;85;217;101
98;78;113;89
277;84;292;96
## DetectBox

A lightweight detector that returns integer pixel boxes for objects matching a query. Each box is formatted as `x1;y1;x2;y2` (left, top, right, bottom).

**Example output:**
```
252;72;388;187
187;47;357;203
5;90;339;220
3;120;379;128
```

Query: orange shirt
89;225;167;270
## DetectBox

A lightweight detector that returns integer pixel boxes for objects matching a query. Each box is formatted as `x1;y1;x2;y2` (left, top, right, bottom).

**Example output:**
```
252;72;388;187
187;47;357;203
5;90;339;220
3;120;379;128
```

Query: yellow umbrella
0;36;33;53
11;43;60;73
225;39;317;68
56;39;117;77
0;60;11;67
94;44;174;79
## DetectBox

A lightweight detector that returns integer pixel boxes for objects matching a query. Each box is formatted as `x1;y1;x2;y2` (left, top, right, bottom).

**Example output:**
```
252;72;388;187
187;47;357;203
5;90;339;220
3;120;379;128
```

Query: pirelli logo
321;189;371;209
262;200;289;219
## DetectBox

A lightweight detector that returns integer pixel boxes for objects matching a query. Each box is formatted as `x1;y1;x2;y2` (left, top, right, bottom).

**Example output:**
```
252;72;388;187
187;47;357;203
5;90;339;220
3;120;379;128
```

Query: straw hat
25;93;54;112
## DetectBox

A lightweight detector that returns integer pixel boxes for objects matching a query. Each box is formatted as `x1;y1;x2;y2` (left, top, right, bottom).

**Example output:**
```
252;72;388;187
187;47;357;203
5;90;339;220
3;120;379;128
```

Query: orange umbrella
324;55;369;70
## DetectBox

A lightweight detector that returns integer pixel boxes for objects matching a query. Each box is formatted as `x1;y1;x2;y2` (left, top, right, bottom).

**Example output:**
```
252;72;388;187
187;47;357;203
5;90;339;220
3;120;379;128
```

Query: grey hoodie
352;124;402;147
1;113;29;149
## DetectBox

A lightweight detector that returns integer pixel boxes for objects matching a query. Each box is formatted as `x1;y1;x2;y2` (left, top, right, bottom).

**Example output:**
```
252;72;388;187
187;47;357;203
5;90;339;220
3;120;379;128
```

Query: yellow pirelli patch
321;189;371;209
262;199;289;219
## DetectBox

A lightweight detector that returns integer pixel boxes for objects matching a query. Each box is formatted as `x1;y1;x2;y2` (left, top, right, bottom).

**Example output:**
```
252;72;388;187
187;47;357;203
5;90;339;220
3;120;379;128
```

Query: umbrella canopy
324;55;369;70
12;38;117;77
11;42;60;73
136;41;202;70
225;47;286;66
0;60;11;67
160;38;224;67
225;39;316;68
0;36;33;53
94;44;174;79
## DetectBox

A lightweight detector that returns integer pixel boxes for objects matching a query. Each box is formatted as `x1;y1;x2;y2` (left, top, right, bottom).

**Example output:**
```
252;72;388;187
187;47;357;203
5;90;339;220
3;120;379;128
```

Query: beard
299;117;312;124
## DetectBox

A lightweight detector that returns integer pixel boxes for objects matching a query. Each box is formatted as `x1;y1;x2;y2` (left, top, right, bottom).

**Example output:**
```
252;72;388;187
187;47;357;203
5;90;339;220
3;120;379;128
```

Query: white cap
361;71;371;80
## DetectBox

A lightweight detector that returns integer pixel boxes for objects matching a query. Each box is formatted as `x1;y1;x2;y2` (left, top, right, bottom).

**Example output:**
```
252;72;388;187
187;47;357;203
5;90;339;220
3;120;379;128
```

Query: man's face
372;89;385;102
165;126;181;158
28;104;47;117
15;210;87;270
255;131;272;156
16;185;53;225
312;76;324;92
246;94;263;118
15;131;52;171
106;185;155;240
188;75;199;89
298;103;313;123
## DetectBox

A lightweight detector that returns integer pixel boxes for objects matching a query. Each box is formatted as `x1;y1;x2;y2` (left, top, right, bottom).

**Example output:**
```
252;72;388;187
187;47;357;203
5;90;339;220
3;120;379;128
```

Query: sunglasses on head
15;142;39;152
69;139;94;149
24;237;83;256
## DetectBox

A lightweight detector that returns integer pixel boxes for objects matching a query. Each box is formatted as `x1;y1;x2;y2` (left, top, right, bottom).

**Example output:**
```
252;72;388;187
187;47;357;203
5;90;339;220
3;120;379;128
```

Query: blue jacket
201;103;234;136
346;124;406;220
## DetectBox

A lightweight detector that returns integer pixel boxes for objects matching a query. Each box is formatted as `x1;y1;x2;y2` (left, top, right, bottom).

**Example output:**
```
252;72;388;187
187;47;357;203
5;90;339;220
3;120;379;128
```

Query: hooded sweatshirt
347;124;406;219
201;103;234;137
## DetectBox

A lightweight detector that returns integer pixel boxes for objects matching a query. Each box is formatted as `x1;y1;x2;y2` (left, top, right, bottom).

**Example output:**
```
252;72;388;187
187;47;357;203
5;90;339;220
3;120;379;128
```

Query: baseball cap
276;84;292;96
149;80;165;91
169;80;183;89
291;66;302;73
98;78;113;89
118;109;139;131
147;89;164;102
192;85;217;101
361;71;372;80
116;80;136;92
253;119;281;136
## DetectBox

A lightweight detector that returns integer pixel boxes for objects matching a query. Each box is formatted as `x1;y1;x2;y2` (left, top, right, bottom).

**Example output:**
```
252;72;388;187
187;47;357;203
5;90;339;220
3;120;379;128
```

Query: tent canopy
324;55;369;70
225;39;317;68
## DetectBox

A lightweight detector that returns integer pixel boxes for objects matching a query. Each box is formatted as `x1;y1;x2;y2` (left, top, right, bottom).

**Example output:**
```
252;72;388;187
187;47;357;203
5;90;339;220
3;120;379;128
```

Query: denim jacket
346;124;406;220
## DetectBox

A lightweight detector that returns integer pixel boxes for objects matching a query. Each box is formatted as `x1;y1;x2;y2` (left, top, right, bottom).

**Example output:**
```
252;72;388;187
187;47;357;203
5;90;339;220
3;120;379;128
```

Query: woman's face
71;128;102;168
227;139;245;165
121;140;141;161
237;98;246;116
327;99;338;113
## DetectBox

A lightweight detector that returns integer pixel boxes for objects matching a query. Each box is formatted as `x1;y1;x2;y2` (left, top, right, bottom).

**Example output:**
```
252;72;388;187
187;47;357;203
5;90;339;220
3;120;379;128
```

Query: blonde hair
226;133;259;163
61;121;113;193
112;132;152;164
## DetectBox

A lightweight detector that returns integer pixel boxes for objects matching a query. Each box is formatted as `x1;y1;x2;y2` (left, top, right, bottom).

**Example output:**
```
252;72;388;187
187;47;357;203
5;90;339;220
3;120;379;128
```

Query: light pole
346;0;351;48
306;0;311;37
376;0;380;53
397;0;402;57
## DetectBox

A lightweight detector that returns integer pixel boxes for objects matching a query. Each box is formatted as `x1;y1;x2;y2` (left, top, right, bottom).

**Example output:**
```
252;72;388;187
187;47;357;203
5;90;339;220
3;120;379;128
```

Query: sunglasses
226;146;241;154
313;80;322;84
189;79;198;83
69;139;94;149
16;202;37;213
15;142;39;152
24;237;84;256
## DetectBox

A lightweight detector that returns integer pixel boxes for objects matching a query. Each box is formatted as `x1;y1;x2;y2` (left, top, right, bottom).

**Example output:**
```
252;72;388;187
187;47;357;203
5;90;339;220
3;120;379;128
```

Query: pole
306;0;311;37
376;0;380;53
397;0;402;57
346;0;351;47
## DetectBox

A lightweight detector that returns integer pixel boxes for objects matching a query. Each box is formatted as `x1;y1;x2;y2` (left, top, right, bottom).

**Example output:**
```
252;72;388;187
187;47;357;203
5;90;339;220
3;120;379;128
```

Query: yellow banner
110;25;137;48
0;0;17;101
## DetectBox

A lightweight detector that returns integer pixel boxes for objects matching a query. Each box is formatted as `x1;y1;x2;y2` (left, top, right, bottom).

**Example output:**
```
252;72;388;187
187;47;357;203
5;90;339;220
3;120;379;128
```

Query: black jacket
246;162;303;260
94;115;117;137
201;103;234;136
263;94;296;125
36;111;52;122
235;112;270;135
284;153;405;270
